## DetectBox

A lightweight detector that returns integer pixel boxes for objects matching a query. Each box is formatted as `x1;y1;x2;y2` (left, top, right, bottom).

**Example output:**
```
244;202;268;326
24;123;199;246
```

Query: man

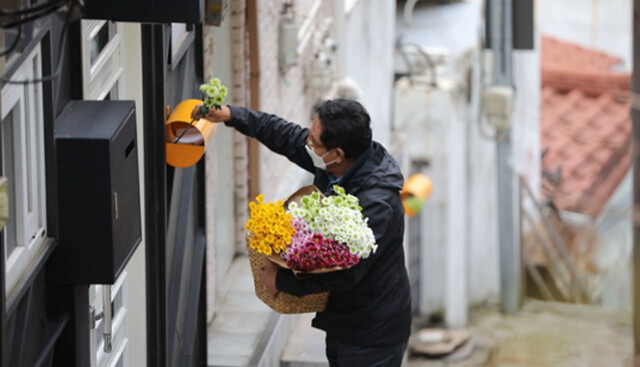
193;99;411;367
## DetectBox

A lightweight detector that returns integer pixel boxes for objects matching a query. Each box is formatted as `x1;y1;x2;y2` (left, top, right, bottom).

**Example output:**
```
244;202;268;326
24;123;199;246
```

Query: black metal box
82;0;204;24
48;100;141;284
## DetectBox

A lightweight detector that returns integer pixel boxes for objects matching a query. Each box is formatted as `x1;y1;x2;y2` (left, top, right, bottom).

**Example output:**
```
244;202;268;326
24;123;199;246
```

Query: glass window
1;44;47;299
90;21;111;64
81;20;122;100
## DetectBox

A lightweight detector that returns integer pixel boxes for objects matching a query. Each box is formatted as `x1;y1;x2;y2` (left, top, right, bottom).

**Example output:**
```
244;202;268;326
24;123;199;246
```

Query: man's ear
335;148;346;164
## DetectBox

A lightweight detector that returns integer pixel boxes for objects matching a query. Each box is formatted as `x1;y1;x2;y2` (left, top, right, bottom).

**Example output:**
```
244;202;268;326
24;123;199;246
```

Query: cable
0;25;22;57
0;0;66;17
1;0;76;85
0;1;67;29
395;40;438;87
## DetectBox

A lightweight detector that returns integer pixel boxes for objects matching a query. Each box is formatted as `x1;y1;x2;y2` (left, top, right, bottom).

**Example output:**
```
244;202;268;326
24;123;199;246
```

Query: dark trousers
325;335;408;367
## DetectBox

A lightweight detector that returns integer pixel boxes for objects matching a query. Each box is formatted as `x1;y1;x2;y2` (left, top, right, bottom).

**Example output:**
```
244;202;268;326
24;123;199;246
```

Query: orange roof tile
540;36;631;218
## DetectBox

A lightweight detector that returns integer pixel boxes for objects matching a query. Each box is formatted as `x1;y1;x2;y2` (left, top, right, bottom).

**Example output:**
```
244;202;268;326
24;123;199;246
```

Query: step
280;313;329;367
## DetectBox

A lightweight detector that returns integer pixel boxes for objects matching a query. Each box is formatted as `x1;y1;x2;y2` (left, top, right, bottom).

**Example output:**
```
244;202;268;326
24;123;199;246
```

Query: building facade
1;1;398;366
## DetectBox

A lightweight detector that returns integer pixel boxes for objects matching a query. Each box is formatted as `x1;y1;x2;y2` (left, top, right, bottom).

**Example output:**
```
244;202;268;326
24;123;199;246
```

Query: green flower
209;78;221;86
206;86;219;97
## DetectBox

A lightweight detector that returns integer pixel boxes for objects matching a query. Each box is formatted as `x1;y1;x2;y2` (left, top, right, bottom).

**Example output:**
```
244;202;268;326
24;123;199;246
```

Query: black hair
312;99;372;159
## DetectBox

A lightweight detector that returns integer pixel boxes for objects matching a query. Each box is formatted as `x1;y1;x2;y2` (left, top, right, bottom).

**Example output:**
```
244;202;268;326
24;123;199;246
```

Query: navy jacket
226;106;412;347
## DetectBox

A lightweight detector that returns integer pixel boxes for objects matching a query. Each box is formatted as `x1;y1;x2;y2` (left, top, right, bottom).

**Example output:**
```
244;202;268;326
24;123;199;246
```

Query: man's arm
193;104;316;173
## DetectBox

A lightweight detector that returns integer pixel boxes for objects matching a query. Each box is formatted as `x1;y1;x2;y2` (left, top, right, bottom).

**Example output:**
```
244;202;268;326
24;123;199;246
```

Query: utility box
82;0;204;24
48;100;141;285
205;0;229;26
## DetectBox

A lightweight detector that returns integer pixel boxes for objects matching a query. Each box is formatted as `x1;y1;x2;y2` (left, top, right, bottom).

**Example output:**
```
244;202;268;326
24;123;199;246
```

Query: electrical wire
1;7;63;29
0;25;22;57
395;38;438;87
0;0;67;17
0;0;68;28
1;0;76;85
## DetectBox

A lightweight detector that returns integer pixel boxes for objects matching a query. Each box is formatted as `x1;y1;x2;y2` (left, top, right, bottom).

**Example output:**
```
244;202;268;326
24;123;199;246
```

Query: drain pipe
247;0;261;201
488;0;520;314
632;0;640;358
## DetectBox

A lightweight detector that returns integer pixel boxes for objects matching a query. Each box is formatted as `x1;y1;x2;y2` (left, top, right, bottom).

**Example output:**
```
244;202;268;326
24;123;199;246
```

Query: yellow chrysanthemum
245;193;296;255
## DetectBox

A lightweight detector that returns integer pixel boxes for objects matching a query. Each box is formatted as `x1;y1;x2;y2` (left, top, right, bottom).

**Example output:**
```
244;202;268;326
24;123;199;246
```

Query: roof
540;36;631;219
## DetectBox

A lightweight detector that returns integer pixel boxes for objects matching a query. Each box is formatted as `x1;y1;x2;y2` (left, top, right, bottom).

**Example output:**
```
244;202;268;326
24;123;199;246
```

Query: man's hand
259;257;280;299
191;104;232;122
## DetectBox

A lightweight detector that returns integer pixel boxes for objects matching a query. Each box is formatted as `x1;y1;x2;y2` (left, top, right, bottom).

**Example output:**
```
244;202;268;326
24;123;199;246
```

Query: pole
489;0;520;313
632;0;640;359
0;28;5;367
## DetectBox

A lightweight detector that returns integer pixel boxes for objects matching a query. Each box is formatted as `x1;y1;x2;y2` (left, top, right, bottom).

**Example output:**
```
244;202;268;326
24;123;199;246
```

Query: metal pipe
520;176;585;300
631;0;640;357
103;285;112;353
522;211;571;302
141;23;168;367
490;0;519;314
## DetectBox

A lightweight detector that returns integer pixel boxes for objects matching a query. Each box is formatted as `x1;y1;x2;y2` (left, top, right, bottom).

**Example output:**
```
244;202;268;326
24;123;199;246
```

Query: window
169;23;195;68
81;20;123;100
90;274;129;367
1;44;47;299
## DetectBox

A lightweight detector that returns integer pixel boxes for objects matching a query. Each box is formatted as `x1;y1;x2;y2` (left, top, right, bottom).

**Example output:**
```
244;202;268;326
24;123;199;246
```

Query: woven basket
247;244;329;314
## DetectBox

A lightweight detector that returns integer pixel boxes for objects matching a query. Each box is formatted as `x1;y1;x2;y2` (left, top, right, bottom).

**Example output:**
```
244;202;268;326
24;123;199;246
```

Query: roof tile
540;36;631;218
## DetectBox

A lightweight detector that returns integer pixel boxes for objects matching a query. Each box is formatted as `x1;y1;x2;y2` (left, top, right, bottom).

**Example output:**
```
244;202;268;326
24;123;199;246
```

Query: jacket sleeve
225;105;316;173
275;189;394;296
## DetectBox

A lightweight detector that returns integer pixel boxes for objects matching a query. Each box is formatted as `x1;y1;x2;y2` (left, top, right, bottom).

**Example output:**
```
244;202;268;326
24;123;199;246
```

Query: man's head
311;99;372;160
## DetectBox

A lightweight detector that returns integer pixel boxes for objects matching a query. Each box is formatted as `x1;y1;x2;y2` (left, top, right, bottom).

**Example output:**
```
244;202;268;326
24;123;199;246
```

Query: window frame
1;43;48;300
169;23;195;70
81;20;124;100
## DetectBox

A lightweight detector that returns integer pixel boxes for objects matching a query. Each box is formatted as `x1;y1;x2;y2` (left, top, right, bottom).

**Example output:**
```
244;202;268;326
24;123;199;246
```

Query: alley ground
406;299;633;367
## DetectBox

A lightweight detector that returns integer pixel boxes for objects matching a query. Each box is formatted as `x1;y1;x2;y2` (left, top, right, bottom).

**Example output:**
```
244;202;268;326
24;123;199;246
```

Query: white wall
254;0;333;201
537;0;632;70
395;1;503;320
120;23;147;367
595;171;633;310
204;15;237;324
343;0;396;147
251;0;397;200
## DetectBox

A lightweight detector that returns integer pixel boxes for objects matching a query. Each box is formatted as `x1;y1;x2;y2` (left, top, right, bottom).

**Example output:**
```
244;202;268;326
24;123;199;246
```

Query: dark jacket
226;106;412;347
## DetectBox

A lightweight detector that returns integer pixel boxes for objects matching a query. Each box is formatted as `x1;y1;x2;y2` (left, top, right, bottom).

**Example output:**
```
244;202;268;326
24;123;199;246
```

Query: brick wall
254;0;335;201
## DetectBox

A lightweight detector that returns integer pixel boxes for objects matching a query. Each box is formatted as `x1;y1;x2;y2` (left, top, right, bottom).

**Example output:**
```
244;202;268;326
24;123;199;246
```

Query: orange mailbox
166;99;218;168
401;173;433;217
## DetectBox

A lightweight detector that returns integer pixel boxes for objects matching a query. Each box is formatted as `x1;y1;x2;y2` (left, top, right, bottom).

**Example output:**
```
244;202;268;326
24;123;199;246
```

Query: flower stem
172;105;210;144
173;118;197;144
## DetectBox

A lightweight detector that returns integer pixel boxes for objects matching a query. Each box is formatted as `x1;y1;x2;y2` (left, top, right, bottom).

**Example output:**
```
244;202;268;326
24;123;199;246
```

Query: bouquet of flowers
173;78;228;144
198;77;228;113
246;185;377;274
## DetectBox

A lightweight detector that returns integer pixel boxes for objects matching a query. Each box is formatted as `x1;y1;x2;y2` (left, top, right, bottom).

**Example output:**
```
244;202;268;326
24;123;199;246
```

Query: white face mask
305;144;336;170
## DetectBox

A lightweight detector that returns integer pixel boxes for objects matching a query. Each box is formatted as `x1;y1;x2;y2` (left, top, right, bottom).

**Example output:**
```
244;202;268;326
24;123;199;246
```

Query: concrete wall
204;13;237;323
343;0;396;147
254;0;332;201
252;0;398;200
395;1;502;321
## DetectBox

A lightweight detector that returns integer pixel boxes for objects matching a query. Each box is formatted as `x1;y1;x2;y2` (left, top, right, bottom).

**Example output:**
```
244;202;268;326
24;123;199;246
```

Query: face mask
305;144;336;170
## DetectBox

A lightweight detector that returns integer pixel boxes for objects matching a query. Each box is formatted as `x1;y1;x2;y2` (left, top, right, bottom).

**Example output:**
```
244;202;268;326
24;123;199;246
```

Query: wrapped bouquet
246;185;377;274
